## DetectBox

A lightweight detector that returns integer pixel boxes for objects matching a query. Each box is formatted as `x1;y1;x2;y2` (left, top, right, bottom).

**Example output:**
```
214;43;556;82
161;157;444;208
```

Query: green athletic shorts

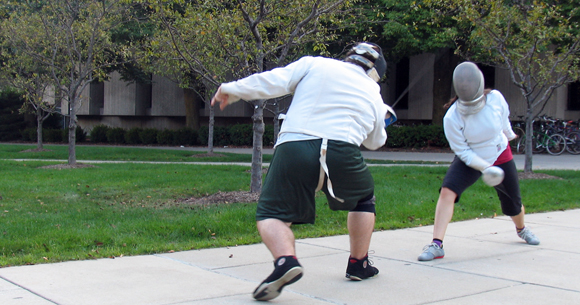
256;139;374;224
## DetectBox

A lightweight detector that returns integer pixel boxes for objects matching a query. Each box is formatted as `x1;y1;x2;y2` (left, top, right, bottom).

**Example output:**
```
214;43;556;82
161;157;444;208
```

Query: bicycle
560;120;580;155
510;116;526;153
516;117;566;155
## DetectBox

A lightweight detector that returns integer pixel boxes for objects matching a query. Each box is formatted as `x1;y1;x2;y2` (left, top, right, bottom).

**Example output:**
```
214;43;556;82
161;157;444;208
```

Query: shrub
385;125;406;148
44;129;63;142
264;124;275;147
90;125;110;143
229;124;253;146
60;128;68;143
197;126;229;146
43;112;64;129
106;127;126;144
385;124;448;149
139;128;158;145
214;126;229;146
76;126;87;143
21;128;36;142
174;127;198;146
423;125;448;147
61;126;87;143
197;126;208;145
156;129;174;145
125;127;142;145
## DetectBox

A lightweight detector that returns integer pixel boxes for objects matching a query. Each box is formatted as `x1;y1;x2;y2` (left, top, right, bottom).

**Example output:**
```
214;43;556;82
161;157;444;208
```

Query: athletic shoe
345;255;379;281
518;227;540;245
418;242;445;261
253;256;303;301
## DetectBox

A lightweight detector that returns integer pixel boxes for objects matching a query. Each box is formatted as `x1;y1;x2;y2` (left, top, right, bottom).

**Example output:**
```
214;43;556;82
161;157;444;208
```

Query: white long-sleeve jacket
444;90;517;171
219;56;388;150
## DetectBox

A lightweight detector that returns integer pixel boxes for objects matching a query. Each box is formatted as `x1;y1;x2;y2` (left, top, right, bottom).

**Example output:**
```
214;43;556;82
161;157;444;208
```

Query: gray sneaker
418;243;445;261
518;227;540;245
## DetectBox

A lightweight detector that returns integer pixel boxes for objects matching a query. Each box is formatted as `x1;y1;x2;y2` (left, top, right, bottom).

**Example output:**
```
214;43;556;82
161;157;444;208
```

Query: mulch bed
180;191;260;205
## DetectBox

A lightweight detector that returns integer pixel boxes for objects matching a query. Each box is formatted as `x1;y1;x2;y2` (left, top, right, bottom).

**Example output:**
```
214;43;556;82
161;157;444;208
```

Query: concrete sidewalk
1;209;579;305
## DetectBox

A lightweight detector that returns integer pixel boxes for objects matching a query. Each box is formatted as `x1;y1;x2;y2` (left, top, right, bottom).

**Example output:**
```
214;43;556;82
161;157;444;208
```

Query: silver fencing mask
346;42;387;82
453;62;486;115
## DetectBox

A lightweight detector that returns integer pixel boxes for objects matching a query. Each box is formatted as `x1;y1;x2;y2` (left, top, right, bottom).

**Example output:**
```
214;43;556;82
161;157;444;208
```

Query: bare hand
210;86;230;110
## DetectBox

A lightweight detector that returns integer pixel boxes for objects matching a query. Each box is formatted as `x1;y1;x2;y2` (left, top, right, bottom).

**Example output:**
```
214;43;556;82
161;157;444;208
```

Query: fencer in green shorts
258;139;374;224
211;42;397;301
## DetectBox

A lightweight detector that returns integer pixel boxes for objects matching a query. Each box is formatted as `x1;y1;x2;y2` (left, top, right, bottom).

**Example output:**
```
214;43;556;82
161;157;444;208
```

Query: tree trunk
36;107;44;150
273;102;280;145
67;99;77;165
524;110;534;173
250;100;265;193
432;49;459;125
184;88;200;129
208;103;215;154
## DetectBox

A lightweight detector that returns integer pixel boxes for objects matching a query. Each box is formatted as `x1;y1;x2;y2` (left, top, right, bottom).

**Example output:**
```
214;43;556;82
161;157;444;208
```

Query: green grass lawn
0;143;271;162
0;143;444;165
0;144;578;267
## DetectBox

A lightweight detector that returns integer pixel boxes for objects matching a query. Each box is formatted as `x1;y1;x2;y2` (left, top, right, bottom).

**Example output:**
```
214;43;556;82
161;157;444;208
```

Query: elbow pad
384;105;397;127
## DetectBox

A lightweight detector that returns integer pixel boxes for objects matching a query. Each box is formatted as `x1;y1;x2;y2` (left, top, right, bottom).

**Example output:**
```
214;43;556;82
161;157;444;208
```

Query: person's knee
257;218;292;227
350;194;376;213
440;187;458;203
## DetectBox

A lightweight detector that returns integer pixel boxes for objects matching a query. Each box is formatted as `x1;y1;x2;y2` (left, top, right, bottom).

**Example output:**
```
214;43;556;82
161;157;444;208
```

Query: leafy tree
143;1;228;155
378;0;459;124
0;88;27;141
0;46;59;150
426;0;580;173
144;0;353;192
330;0;459;124
1;0;137;165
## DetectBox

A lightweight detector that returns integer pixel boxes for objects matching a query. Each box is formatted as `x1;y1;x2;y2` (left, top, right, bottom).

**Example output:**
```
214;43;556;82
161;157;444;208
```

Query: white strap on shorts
316;138;344;203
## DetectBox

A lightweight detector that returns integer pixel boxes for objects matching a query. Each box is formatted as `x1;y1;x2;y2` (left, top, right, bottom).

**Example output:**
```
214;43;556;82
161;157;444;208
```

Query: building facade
75;53;580;132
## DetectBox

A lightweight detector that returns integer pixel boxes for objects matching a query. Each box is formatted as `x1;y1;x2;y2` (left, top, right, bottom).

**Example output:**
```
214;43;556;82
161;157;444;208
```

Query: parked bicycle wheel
532;134;545;154
516;135;526;154
546;133;566;155
516;135;543;154
565;132;580;155
510;127;525;152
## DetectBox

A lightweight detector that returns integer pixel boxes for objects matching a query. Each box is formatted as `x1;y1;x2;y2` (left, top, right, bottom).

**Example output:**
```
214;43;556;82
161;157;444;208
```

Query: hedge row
385;124;448;149
21;127;87;143
87;124;277;146
18;123;449;149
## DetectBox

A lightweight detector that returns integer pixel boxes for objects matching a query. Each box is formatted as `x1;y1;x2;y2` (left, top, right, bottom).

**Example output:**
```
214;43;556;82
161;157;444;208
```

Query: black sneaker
253;256;303;301
345;255;379;281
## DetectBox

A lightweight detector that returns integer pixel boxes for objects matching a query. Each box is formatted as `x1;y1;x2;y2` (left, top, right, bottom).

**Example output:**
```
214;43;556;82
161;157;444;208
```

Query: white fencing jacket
444;90;517;171
220;56;388;150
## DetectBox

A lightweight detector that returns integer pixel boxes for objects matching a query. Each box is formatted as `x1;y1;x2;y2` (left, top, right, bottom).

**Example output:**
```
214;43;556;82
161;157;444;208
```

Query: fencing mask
453;62;486;115
346;42;387;82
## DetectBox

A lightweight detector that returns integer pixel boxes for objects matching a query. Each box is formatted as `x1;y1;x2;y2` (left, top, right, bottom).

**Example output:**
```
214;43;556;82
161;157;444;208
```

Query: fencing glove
481;166;505;187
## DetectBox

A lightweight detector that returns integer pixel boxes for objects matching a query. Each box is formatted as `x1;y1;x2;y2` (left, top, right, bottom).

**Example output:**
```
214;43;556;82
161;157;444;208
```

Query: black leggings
441;157;522;216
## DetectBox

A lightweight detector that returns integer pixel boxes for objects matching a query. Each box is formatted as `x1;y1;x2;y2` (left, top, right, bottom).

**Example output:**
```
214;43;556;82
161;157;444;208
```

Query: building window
478;64;495;89
568;81;580;110
394;57;409;110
